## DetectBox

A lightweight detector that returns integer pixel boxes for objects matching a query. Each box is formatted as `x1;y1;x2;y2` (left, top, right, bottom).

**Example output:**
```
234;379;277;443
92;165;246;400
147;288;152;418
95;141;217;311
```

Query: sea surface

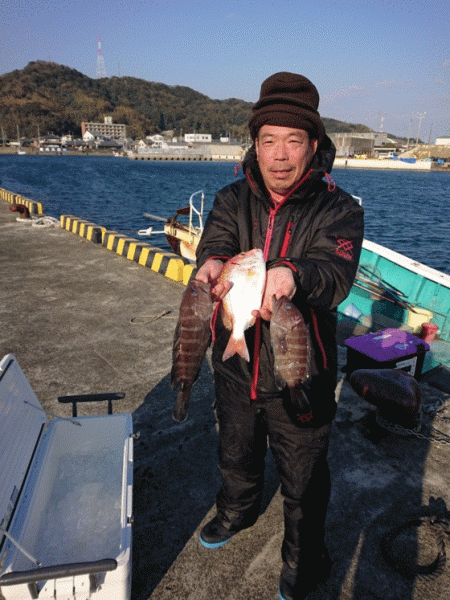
1;154;449;275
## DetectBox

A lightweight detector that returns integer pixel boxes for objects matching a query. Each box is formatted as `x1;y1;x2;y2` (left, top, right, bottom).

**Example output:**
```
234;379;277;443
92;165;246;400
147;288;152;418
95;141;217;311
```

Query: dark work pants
214;374;333;568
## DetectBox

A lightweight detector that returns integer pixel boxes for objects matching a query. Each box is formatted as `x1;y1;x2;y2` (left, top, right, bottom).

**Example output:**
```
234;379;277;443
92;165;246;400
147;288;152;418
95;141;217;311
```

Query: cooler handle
0;558;117;585
58;392;125;416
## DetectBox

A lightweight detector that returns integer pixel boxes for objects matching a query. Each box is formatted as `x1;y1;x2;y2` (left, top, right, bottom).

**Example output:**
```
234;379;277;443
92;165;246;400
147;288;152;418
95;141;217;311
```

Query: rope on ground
32;216;60;228
14;216;60;228
381;515;450;580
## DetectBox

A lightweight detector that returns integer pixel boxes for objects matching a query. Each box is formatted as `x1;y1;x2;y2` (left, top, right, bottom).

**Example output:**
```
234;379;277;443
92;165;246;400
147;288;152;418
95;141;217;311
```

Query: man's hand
195;259;232;302
255;266;297;321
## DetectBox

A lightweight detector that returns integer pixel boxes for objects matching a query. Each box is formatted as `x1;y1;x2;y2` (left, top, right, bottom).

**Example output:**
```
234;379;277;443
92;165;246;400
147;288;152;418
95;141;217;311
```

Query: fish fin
172;385;190;422
220;303;233;331
274;369;286;389
222;334;250;362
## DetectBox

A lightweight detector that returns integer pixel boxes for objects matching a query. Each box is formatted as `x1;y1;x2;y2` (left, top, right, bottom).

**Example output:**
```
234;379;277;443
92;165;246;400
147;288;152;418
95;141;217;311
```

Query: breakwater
128;152;240;162
0;187;44;215
334;157;435;170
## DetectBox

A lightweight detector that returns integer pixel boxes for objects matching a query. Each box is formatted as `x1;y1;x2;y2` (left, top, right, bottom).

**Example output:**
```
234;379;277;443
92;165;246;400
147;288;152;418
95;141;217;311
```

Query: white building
435;136;450;146
208;144;244;161
146;134;165;145
81;116;126;139
82;130;100;142
329;133;376;157
184;133;212;143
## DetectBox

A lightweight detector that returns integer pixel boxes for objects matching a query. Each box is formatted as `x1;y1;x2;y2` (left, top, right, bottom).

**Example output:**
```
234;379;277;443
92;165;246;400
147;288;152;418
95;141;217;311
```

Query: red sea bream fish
219;249;266;362
171;279;214;422
270;295;313;421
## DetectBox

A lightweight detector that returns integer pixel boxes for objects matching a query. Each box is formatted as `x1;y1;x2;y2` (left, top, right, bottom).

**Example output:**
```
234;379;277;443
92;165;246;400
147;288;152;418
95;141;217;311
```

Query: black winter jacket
196;136;364;423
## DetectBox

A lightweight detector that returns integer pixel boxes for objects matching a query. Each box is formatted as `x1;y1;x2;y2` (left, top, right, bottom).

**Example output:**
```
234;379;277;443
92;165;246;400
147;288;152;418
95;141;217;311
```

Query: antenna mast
96;36;107;78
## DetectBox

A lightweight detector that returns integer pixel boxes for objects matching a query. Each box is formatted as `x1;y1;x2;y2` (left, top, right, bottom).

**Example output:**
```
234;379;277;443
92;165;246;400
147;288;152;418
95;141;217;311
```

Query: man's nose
274;142;288;159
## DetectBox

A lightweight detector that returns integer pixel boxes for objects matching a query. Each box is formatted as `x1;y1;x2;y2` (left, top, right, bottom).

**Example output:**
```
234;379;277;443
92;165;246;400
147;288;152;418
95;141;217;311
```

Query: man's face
255;125;318;203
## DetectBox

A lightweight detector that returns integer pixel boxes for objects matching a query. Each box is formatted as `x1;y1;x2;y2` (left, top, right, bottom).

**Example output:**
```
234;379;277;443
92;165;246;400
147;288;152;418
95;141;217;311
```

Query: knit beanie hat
249;72;324;142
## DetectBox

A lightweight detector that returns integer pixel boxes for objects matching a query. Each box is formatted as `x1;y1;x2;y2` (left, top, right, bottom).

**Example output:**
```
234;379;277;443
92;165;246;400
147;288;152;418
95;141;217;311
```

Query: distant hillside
0;61;373;140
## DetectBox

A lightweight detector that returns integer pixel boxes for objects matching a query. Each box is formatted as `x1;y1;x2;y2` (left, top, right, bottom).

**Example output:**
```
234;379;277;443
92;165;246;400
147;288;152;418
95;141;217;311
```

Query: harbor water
1;154;449;275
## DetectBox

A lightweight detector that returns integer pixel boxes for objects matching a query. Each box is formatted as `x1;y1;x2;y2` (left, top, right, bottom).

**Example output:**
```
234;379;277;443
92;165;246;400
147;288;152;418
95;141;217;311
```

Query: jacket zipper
248;167;314;401
310;308;328;370
250;204;282;400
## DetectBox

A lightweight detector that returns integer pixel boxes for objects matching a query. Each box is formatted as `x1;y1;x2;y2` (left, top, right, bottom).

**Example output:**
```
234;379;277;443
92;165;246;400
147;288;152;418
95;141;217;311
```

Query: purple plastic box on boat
344;328;430;380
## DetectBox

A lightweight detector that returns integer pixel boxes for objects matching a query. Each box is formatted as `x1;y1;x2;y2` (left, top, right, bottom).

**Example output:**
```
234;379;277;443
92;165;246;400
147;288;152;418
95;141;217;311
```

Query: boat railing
188;190;204;236
139;190;205;241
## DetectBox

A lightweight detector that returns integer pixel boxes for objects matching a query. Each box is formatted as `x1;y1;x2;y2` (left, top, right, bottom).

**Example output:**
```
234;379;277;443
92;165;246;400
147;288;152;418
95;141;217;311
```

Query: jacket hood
242;134;336;202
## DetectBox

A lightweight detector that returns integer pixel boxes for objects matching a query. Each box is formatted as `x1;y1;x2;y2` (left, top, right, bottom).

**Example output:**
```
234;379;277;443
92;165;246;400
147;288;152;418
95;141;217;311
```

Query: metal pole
416;113;426;145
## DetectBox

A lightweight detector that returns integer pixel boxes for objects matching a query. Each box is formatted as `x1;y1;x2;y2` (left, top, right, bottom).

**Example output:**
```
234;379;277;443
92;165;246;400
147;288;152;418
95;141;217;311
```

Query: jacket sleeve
274;192;364;310
196;184;241;268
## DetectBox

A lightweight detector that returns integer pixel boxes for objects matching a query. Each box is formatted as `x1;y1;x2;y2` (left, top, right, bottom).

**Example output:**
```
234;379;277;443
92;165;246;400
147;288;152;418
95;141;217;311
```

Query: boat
139;190;450;374
339;238;450;373
140;190;204;262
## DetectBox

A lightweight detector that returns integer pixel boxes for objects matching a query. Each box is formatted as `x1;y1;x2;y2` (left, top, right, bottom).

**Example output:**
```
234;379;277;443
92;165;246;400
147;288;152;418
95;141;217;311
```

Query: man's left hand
254;266;297;321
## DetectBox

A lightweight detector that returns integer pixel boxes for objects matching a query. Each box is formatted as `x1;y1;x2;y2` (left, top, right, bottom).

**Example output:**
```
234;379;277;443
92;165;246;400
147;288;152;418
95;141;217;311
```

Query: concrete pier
1;199;450;600
129;152;215;161
333;157;434;170
128;152;242;162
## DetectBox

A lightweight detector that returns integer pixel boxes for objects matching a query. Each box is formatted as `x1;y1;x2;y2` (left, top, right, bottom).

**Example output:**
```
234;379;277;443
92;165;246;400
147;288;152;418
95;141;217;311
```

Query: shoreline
0;147;126;158
2;147;449;170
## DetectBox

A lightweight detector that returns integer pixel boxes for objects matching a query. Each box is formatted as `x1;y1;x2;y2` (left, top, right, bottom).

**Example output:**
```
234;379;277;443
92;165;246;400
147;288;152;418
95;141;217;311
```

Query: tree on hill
0;61;374;140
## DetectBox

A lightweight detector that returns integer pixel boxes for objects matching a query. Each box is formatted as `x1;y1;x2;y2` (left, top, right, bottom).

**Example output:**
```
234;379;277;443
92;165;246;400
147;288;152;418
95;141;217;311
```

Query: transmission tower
96;36;107;78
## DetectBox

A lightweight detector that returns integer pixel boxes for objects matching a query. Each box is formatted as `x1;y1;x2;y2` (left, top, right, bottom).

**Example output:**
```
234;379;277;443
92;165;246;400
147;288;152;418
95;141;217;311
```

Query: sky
1;0;449;139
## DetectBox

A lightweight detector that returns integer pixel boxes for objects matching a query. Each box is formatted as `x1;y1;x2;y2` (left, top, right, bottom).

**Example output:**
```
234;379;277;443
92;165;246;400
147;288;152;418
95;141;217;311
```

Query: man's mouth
271;169;292;177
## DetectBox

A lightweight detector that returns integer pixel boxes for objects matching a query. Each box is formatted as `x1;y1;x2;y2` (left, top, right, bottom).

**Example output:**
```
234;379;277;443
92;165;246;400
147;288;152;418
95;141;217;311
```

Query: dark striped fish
270;296;313;423
171;279;213;422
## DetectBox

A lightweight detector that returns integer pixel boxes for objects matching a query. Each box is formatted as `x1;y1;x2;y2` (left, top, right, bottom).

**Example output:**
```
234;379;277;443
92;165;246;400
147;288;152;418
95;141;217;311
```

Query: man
195;72;364;600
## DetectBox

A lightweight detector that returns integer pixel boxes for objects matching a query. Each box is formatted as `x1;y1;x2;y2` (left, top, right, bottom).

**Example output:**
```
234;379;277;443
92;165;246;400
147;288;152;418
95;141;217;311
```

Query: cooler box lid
0;355;46;545
345;328;429;362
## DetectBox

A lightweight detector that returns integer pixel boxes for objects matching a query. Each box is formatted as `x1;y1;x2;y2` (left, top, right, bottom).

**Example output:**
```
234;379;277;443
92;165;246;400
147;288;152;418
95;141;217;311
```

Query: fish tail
172;385;190;422
222;334;250;362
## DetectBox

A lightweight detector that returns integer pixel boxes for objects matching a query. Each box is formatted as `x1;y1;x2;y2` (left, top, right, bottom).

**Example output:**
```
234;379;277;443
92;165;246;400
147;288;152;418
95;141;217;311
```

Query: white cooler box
0;354;134;600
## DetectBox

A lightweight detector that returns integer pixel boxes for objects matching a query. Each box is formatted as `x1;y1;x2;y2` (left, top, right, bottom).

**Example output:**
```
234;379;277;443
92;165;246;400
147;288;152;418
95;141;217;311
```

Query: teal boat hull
338;239;450;373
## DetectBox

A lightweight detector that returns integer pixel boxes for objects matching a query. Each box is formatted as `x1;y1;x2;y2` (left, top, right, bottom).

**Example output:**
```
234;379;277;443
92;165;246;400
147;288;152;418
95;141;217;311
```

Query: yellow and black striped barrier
101;230;196;284
0;187;44;216
60;215;105;244
60;215;197;284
